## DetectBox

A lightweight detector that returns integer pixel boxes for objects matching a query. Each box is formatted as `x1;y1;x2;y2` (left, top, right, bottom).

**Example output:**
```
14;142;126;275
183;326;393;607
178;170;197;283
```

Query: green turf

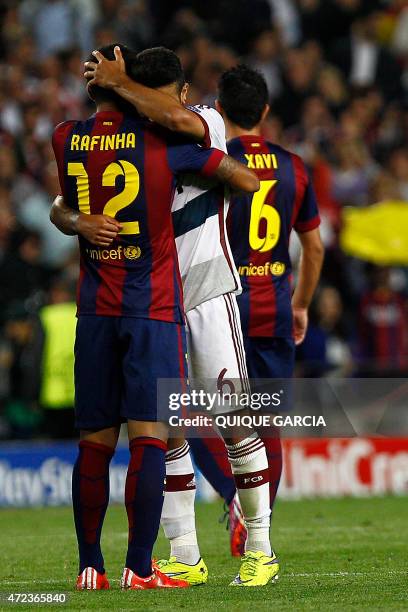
1;497;407;611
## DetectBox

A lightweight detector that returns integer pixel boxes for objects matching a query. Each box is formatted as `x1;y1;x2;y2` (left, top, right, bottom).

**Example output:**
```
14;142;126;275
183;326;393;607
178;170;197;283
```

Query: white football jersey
172;105;241;312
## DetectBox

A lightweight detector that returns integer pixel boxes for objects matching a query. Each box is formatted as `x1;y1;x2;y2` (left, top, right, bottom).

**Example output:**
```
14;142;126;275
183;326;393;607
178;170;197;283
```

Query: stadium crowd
0;0;407;438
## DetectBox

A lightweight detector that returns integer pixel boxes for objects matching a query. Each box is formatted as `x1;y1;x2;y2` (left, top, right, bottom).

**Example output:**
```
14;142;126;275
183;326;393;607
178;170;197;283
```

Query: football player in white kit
52;46;278;587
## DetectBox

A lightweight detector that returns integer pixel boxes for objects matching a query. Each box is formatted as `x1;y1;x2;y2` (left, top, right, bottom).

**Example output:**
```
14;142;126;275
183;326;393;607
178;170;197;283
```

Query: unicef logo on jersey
237;261;286;277
124;246;141;260
271;261;285;276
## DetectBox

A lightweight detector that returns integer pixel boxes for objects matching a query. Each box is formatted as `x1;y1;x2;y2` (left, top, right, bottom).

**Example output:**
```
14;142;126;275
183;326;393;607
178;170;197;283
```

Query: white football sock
161;441;200;565
226;433;271;556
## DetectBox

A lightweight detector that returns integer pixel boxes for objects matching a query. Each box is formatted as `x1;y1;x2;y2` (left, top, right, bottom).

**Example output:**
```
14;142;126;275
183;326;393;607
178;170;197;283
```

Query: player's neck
157;84;180;101
225;121;262;141
95;102;120;113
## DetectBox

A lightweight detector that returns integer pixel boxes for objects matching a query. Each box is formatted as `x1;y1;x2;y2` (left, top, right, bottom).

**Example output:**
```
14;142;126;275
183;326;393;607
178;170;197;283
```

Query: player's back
52;110;208;322
227;135;320;338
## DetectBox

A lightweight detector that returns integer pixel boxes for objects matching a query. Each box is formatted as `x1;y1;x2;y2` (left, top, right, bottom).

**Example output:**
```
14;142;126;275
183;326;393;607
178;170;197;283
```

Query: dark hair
87;44;185;111
218;64;268;129
133;47;185;93
86;43;138;113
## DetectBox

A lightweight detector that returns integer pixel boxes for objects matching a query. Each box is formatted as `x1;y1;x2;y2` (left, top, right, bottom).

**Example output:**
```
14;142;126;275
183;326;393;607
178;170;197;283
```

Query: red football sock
72;440;114;574
261;432;282;509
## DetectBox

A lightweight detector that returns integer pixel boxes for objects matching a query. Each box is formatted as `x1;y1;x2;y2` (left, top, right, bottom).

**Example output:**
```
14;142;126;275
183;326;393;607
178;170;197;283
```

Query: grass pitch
1;497;407;611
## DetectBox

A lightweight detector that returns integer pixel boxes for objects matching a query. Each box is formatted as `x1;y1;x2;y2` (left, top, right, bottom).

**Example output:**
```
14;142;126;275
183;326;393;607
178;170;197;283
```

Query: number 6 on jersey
249;179;279;252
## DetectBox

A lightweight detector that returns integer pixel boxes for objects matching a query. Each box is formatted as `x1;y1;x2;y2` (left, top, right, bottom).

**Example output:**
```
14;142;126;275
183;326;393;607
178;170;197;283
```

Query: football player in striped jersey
52;46;276;586
51;45;258;591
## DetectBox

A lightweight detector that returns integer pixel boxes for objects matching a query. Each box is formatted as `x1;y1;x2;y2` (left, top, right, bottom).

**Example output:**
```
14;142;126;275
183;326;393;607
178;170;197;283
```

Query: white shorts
185;293;250;408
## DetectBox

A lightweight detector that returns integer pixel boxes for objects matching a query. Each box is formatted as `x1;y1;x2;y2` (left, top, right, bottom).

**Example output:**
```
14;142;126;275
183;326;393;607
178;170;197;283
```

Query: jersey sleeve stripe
190;110;211;148
52;121;76;198
295;215;321;233
200;149;225;177
289;153;308;230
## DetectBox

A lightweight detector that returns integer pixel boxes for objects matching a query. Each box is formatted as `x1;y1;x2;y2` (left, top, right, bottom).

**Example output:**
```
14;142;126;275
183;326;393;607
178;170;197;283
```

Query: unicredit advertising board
0;438;407;507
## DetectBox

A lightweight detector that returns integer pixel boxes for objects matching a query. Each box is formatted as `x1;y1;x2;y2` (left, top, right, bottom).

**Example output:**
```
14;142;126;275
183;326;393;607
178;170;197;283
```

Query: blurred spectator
331;137;378;206
299;0;369;46
30;1;76;59
0;229;50;317
316;65;349;116
2;302;43;438
93;0;153;52
356;267;408;375
392;5;408;56
267;0;301;47
275;46;317;126
38;277;76;439
388;148;408;200
330;8;403;100
370;171;402;202
19;0;96;58
211;0;272;54
0;184;16;260
246;29;282;98
17;161;77;267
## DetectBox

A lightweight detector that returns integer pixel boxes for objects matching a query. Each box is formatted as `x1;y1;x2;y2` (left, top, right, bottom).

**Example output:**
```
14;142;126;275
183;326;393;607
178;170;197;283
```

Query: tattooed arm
213;155;259;193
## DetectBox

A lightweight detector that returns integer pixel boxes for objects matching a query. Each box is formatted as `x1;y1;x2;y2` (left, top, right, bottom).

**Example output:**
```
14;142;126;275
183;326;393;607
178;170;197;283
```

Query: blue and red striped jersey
52;110;224;322
358;289;408;372
227;135;320;338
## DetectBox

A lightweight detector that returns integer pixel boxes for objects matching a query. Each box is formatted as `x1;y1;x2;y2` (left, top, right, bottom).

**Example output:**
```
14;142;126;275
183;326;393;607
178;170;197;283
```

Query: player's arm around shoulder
200;108;257;191
214;154;260;193
166;104;210;143
50;196;122;246
192;108;259;192
85;47;207;142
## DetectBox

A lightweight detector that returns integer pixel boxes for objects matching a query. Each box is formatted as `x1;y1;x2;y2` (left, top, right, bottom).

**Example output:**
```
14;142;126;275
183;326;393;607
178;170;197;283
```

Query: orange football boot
76;567;110;590
121;566;189;589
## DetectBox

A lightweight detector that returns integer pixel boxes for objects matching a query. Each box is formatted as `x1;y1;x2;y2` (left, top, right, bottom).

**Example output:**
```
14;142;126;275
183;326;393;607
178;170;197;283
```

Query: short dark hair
133;47;185;92
87;43;138;113
218;65;268;130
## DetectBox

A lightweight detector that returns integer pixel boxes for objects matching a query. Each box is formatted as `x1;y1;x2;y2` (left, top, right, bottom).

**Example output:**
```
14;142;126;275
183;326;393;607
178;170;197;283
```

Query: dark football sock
188;437;236;505
125;437;167;577
72;440;114;574
260;430;283;513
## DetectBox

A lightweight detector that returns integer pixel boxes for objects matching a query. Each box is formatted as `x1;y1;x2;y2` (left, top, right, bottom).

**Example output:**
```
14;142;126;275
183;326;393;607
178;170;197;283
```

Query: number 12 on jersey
249;179;280;252
67;160;140;235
